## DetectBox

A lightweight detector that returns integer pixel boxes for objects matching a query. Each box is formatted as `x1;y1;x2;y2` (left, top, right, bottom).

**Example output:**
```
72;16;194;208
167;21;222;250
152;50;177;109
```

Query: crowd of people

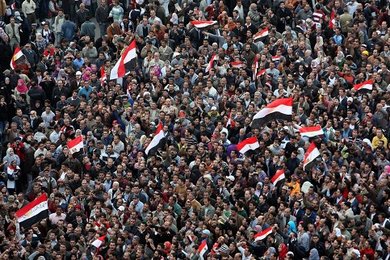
0;0;389;259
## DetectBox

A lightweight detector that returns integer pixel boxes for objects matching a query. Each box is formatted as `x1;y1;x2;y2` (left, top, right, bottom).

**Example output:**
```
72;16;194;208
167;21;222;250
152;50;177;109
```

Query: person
95;0;109;37
5;17;20;49
0;1;387;260
61;15;77;41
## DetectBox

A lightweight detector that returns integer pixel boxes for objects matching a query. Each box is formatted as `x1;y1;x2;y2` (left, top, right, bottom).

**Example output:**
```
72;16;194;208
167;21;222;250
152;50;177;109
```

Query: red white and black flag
237;137;259;154
67;135;84;154
303;142;321;171
15;193;49;229
145;122;165;155
271;169;285;186
254;227;273;242
191;20;217;29
299;125;324;138
253;28;269;41
353;79;373;91
10;47;28;70
251;98;293;128
110;40;137;80
205;54;216;73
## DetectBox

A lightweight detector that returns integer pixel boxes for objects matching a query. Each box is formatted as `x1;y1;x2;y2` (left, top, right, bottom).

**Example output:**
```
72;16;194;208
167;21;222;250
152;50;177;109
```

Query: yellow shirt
286;181;301;196
372;135;388;149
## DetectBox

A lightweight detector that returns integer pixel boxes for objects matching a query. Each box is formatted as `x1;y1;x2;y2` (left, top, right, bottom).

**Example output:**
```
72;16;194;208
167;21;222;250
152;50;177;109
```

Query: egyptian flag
198;240;208;259
256;69;266;78
254;227;273;242
10;47;27;70
251;98;293;128
100;66;107;86
67;135;84;154
299;125;324;138
145;122;165;155
252;55;259;80
271;169;285;186
110;40;137;80
303;142;321;171
353;80;373;91
253;28;269;41
226;112;235;128
237;137;259;154
92;235;106;248
205;54;216;73
231;60;244;68
191;20;217;29
329;10;336;30
15;193;49;229
272;55;281;62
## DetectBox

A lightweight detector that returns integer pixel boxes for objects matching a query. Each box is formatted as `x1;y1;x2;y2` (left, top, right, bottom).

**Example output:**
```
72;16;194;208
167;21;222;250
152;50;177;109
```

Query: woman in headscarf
14;79;29;100
287;220;297;235
6;160;20;194
2;148;20;170
309;248;320;260
278;243;289;259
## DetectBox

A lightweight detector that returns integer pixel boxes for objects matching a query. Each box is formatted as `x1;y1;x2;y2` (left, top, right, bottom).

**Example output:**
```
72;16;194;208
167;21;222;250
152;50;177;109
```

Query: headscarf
309;248;320;260
287;220;297;235
278;243;289;260
16;79;28;93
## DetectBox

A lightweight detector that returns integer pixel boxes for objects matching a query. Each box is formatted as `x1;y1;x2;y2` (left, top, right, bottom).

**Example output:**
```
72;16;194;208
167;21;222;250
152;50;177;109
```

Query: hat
362;138;372;149
118;206;125;211
347;97;353;102
76;71;82;76
202;229;211;236
210;106;217;111
362;50;369;56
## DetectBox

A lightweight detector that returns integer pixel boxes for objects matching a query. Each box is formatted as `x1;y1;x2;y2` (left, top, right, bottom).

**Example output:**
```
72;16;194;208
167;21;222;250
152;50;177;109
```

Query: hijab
287;220;297;235
16;79;28;93
279;243;289;260
309;248;320;260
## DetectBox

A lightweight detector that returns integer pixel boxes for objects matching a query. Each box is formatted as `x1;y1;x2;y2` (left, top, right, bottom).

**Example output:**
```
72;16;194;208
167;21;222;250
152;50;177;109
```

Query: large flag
254;227;273;242
271;169;285;186
145;122;165;155
205;54;216;73
191;20;217;29
198;240;208;259
253;28;269;41
237;137;259;154
299;125;324;138
67;135;84;154
303;142;321;171
10;47;27;70
353;80;373;91
15;193;49;229
92;235;106;248
110;40;137;80
251;98;293;128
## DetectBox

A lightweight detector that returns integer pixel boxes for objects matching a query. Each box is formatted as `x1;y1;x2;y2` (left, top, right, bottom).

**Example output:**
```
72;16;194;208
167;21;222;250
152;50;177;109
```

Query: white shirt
22;0;36;15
